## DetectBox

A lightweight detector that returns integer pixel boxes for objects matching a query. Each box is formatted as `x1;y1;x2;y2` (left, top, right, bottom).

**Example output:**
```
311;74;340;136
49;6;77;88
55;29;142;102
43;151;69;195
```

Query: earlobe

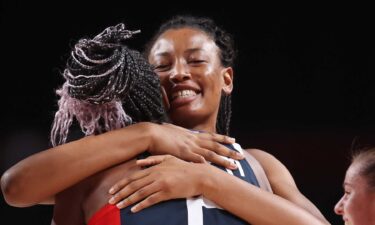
222;69;233;95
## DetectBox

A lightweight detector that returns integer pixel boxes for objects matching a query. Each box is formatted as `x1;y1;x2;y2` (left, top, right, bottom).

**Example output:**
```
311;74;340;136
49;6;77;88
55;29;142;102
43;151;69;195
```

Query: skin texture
334;163;375;225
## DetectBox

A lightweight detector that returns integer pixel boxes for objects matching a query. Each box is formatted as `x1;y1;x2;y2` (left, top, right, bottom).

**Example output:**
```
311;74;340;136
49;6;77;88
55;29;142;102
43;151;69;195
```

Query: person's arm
1;122;149;207
1;122;240;207
247;149;329;223
202;152;330;225
107;154;330;225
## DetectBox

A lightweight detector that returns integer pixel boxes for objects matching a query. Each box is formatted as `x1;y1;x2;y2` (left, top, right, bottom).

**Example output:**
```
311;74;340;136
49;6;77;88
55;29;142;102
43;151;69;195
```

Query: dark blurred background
1;2;374;224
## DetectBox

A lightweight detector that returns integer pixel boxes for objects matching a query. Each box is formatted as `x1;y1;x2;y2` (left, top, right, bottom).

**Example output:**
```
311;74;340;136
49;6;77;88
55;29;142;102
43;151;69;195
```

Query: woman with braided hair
1;16;330;225
50;23;167;146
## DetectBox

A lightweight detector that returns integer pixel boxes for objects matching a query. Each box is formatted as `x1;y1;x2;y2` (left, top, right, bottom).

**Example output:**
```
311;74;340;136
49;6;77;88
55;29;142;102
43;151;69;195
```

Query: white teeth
172;90;197;99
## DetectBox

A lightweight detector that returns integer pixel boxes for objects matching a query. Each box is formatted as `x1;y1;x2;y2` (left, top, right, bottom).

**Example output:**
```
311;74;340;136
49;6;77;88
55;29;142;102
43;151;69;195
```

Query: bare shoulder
244;148;296;189
245;149;329;223
245;149;286;172
245;148;277;161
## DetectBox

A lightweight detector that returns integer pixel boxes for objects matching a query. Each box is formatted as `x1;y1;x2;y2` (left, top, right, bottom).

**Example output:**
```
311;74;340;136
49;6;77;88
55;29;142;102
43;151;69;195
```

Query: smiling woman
107;15;330;225
334;148;375;225
148;27;233;133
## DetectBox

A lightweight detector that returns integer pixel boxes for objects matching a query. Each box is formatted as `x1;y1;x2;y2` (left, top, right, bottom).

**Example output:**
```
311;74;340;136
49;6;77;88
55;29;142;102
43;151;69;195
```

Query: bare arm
108;153;330;225
1;122;239;207
202;159;330;225
248;149;329;223
1;122;151;207
201;149;330;225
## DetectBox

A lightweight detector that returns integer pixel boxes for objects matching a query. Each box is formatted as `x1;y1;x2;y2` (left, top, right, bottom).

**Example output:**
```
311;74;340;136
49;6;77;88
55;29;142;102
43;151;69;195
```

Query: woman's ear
222;67;234;95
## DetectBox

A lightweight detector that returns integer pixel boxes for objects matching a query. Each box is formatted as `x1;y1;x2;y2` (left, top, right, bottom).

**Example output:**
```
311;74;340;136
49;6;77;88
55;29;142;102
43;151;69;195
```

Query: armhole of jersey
243;150;273;193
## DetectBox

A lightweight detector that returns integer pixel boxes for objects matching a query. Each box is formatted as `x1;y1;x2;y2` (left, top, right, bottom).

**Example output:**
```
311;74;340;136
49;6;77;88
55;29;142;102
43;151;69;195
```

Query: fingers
179;151;206;163
196;138;243;161
108;170;149;195
197;147;238;169
179;133;243;166
211;140;243;160
131;192;166;213
201;132;236;145
109;174;154;206
115;181;160;209
136;155;169;167
155;123;243;164
197;133;243;160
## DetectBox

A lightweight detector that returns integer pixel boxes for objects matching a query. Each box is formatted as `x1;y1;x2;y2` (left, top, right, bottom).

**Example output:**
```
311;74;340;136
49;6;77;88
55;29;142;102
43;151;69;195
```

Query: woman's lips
169;90;200;109
171;89;197;100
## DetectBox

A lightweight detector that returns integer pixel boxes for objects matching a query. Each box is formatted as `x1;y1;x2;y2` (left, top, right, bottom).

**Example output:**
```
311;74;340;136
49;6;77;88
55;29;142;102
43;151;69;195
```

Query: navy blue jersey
118;143;257;225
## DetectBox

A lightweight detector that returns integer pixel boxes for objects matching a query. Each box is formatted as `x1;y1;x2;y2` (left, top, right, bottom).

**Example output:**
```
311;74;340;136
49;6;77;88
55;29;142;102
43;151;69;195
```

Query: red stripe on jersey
88;204;121;225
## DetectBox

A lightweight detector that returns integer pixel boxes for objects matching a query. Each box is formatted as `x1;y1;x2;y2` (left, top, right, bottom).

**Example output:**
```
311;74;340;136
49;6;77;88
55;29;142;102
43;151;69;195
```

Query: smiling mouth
171;90;198;100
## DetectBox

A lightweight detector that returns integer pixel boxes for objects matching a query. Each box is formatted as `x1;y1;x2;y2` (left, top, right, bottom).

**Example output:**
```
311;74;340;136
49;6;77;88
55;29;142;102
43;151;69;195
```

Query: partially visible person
334;148;375;225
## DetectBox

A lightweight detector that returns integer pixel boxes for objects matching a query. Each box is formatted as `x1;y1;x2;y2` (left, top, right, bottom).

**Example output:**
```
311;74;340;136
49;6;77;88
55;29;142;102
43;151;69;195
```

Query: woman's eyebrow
155;52;170;57
185;48;203;54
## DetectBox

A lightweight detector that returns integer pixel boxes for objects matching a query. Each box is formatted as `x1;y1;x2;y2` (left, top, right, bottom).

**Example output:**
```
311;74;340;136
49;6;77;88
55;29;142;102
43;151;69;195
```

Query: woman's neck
189;124;216;133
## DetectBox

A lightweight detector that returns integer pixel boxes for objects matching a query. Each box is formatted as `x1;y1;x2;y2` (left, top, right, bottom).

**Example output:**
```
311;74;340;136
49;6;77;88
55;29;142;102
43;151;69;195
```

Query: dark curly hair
145;15;236;135
51;23;168;146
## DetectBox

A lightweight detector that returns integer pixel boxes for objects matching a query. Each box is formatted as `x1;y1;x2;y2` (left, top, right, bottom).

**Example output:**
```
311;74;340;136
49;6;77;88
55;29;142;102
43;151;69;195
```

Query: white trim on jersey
232;143;244;155
225;167;234;175
187;197;222;225
234;160;245;177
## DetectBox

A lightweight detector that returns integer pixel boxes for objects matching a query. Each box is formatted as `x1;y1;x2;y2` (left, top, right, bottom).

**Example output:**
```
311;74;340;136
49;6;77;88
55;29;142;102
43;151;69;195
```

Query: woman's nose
334;196;344;215
169;62;191;83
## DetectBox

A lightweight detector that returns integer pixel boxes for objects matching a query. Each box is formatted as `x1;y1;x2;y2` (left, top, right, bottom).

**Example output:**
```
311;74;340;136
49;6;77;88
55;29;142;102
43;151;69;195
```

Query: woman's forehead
346;164;360;181
151;28;217;54
345;164;370;188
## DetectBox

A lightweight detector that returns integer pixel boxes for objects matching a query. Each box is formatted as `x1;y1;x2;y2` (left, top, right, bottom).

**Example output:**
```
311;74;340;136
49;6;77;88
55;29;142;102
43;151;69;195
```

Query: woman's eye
343;188;351;196
154;64;169;71
189;60;205;64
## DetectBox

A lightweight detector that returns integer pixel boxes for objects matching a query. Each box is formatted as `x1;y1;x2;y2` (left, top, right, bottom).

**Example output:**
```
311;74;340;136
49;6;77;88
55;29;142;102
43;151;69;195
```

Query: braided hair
51;23;167;146
145;15;236;135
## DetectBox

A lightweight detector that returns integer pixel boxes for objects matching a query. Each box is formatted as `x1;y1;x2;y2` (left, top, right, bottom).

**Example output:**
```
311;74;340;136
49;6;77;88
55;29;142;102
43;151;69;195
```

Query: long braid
51;23;167;146
145;15;236;135
216;95;232;135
